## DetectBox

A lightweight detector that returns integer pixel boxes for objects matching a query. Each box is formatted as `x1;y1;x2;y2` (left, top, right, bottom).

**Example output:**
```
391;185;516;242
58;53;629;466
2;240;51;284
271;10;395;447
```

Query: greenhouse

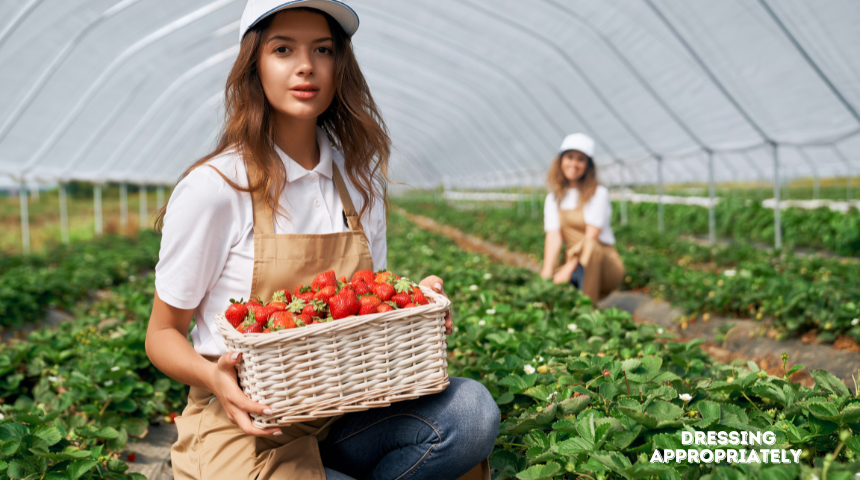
1;1;859;479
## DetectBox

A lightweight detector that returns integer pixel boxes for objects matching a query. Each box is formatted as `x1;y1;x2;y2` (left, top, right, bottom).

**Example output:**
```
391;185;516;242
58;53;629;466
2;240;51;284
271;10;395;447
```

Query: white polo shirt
155;127;387;356
544;185;616;245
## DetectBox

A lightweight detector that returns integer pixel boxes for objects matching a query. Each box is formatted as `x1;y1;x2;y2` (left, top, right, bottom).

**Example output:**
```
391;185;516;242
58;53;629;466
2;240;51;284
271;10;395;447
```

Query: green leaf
515;462;561;480
0;423;28;441
500;375;529;393
557;395;590;416
556;437;594;455
121;418;148;438
618;406;658;429
845;435;860;454
787;365;805;376
107;458;129;473
496;392;514;405
153;378;171;393
808;402;840;422
645;400;682;422
107;427;128;452
810;369;851;397
523;385;551;402
33;425;62;447
67;459;98;480
0;460;5;472
7;459;35;478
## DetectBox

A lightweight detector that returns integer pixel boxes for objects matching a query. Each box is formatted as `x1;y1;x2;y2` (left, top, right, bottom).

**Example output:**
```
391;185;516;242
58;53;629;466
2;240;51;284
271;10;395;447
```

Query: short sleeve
544;193;560;232
369;195;387;271
583;186;610;229
154;166;242;310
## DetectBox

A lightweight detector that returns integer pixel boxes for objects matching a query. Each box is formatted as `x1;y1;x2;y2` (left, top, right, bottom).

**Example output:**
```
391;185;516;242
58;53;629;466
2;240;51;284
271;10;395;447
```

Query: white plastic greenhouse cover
0;0;859;189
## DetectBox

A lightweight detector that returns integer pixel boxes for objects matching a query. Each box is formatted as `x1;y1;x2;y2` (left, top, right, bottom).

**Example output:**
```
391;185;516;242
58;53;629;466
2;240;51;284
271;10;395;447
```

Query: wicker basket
214;286;450;428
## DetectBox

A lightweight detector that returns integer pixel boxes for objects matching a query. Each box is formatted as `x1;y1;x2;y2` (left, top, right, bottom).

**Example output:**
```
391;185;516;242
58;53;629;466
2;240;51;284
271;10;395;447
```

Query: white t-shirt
155;127;387;356
544;185;615;245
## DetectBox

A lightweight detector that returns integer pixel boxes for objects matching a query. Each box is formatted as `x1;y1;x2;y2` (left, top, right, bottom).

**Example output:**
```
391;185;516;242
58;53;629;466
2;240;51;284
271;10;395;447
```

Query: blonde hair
546;151;598;209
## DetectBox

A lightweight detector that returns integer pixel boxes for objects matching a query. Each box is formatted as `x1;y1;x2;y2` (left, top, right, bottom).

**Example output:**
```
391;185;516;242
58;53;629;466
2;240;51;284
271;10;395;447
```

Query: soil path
395;208;860;391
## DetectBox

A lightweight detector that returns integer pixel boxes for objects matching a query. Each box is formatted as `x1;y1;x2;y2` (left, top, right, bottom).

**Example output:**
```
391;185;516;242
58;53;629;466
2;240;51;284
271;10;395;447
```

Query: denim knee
444;378;500;460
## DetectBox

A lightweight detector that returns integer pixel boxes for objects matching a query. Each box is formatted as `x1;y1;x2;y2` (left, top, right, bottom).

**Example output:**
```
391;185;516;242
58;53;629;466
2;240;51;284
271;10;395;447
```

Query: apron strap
331;163;364;234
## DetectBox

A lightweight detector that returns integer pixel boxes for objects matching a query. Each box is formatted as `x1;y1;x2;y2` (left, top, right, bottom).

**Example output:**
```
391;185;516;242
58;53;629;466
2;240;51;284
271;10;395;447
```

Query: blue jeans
320;377;500;480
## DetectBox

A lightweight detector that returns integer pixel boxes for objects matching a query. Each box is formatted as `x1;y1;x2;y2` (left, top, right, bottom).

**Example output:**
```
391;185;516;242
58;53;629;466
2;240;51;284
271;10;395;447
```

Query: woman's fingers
420;276;453;335
224;401;282;436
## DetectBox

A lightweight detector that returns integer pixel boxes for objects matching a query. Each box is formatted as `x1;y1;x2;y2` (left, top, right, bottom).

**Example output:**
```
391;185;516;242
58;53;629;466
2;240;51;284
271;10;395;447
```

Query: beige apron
171;163;489;480
559;207;625;302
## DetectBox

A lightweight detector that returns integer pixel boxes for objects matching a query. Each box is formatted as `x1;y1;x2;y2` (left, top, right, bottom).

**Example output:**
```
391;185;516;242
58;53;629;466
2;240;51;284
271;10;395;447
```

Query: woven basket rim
215;285;451;347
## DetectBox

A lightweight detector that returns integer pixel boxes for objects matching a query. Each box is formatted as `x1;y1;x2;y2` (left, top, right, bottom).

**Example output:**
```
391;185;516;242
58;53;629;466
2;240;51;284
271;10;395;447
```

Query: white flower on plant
111;366;121;372
104;380;114;387
469;285;478;291
486;309;496;315
723;269;737;277
454;327;459;333
657;328;664;334
0;413;4;420
679;393;693;402
852;318;859;326
567;324;578;332
507;328;515;334
478;320;486;326
537;356;544;362
523;365;536;375
483;273;492;280
48;376;58;383
472;256;480;263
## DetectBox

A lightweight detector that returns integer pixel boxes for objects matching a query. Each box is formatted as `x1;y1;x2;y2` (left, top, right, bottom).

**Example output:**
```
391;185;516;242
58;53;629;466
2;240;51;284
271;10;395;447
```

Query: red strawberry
271;311;297;330
302;299;327;318
168;412;178;423
294;314;312;327
375;270;394;284
391;292;411;308
225;298;248;328
412;288;429;305
252;305;277;325
404;302;417;308
314;286;338;305
312;270;338;292
329;291;361;319
244;322;263;334
359;295;382;315
372;282;395;301
376;304;395;313
268;301;287;311
352;270;375;285
338;275;347;284
127;453;136;463
351;278;371;295
263;328;271;333
246;295;264;308
295;285;315;303
272;289;292;304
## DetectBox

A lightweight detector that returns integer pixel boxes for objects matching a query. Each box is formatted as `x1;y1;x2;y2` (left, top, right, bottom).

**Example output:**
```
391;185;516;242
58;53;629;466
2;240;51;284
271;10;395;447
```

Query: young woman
145;2;498;479
540;133;625;302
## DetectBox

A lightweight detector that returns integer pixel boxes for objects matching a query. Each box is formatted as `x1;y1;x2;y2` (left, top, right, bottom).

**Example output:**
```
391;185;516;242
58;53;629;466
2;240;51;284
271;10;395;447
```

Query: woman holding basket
145;1;498;478
540;133;626;302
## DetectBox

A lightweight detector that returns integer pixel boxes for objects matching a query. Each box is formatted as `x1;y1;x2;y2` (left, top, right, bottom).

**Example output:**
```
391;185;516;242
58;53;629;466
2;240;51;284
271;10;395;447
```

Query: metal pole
120;183;128;232
849;172;853;201
708;151;716;245
772;143;782;249
156;185;165;210
657;156;664;234
19;184;30;255
813;174;819;200
94;183;102;236
59;182;69;244
139;184;148;231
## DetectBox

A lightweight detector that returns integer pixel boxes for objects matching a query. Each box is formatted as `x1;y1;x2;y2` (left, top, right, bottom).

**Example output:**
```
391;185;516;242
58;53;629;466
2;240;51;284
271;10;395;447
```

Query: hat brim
244;0;359;38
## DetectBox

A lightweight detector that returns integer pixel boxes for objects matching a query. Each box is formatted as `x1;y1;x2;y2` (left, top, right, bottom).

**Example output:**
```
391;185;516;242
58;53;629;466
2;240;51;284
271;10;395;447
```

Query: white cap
558;133;595;158
240;0;360;41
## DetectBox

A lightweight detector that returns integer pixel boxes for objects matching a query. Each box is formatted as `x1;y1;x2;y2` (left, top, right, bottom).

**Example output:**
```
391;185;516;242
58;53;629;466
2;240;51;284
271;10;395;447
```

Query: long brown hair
546;151;598;209
155;8;390;231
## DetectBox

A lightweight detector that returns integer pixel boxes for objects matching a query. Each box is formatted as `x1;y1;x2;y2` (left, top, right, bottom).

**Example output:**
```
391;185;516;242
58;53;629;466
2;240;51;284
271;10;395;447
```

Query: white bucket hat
558;133;595;158
240;0;360;41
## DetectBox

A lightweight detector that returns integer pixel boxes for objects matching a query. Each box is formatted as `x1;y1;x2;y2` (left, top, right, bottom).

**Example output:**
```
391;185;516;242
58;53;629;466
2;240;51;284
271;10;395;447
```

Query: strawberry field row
0;232;162;329
387;211;860;479
394;196;860;344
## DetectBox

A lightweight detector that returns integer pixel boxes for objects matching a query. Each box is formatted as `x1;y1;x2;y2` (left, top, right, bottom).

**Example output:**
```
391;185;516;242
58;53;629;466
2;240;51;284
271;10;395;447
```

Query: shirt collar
275;127;334;183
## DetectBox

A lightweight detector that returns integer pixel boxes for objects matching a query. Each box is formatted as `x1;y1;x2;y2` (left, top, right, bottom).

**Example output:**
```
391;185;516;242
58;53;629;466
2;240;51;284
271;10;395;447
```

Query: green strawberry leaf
515;461;561;480
810;369;851;397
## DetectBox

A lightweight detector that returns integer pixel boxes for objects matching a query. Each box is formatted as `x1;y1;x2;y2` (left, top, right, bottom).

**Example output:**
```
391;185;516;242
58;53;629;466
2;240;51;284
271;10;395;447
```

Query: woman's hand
420;275;453;335
205;352;284;437
540;265;554;280
553;258;579;284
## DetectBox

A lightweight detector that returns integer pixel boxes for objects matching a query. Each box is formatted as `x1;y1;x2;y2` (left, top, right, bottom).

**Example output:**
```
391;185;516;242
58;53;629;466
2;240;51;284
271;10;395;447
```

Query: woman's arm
541;230;563;279
145;292;282;436
552;225;601;284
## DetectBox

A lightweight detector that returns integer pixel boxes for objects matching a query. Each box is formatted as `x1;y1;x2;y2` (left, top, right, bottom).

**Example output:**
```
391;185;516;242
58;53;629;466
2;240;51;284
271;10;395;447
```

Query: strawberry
268;301;287;311
272;289;292;304
352;270;375;285
294;314;312;327
404;302;417;308
372;282;395;301
244;322;263;334
263;328;271;333
225;298;248;328
251;305;277;325
391;292;411;308
375;270;394;284
314;286;338;305
127;453;136;463
329;291;361;319
338;275;347;284
302;299;327;318
412;288;429;305
359;295;382;315
295;285;315;303
312;270;338;292
271;311;297;330
246;295;264;309
376;303;395;313
351;278;371;295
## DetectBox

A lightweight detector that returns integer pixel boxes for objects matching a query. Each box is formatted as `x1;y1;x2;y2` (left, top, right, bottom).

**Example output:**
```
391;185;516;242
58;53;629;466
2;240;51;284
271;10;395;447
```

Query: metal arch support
461;0;660;158
94;183;103;236
830;145;854;200
19;182;30;254
17;0;239;176
59;182;69;244
707;150;716;245
657;156;664;234
120;183;128;232
772;143;782;248
0;0;144;145
139;184;148;231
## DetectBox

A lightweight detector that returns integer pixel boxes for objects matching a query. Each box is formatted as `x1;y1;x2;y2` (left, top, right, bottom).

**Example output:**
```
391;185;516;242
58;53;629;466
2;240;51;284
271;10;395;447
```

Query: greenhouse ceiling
0;0;859;189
